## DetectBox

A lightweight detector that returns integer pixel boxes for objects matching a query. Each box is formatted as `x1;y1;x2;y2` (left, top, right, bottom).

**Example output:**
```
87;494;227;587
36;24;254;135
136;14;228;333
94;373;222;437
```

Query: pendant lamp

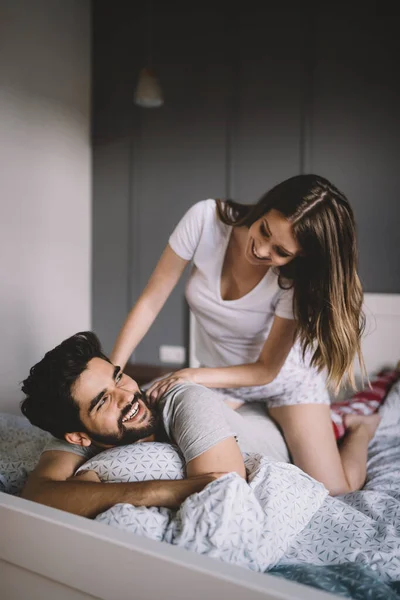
134;0;164;108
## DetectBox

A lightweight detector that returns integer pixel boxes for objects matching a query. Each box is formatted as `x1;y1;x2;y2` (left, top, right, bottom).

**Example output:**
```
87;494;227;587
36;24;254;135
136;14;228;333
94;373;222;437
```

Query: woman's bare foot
344;413;381;441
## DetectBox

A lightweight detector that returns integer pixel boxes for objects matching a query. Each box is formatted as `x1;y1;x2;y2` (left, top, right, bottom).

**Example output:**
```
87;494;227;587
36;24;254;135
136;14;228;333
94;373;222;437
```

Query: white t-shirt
169;199;295;368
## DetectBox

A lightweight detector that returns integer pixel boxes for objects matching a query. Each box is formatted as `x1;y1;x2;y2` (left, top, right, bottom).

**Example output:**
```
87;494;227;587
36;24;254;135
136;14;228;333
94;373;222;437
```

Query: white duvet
97;381;400;581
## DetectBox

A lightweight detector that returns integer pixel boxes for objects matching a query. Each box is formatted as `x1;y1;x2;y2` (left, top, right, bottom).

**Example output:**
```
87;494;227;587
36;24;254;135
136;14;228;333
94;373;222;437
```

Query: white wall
0;0;91;413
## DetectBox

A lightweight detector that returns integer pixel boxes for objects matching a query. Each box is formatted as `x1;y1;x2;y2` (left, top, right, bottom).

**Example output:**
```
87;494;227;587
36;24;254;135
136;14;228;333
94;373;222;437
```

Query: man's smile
122;400;140;423
119;395;150;430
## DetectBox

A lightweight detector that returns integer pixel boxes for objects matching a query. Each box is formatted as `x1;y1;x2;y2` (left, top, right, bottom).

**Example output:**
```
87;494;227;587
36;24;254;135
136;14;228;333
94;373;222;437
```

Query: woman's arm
268;403;380;495
147;316;297;400
111;245;188;368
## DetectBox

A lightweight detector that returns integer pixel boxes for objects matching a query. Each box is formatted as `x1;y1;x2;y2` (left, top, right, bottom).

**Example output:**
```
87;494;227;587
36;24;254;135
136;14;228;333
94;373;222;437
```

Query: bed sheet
270;563;400;599
97;380;400;588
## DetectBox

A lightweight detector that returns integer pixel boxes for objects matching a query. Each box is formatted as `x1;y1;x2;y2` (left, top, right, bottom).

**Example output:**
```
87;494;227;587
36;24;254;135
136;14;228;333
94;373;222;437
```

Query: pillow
76;442;186;482
331;368;400;439
0;412;51;495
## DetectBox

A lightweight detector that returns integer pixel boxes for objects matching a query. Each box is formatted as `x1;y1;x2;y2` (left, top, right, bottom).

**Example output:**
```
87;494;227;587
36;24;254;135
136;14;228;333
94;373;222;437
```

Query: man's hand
68;470;228;511
147;368;199;403
151;472;229;509
69;470;229;510
68;469;101;483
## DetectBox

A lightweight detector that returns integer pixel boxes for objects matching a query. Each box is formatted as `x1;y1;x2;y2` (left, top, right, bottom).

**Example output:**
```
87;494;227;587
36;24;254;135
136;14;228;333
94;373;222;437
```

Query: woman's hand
147;368;198;403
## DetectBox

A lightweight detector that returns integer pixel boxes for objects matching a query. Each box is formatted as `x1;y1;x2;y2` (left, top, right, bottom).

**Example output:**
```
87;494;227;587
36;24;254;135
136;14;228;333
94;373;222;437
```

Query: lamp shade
134;67;164;108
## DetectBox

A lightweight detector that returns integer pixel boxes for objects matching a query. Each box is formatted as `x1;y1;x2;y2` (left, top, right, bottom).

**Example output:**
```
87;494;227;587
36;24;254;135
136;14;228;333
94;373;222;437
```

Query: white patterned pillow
0;412;51;495
77;442;186;482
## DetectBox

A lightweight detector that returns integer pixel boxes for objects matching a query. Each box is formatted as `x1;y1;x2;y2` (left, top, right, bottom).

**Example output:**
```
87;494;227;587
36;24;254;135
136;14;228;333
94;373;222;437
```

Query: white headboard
359;293;400;375
190;293;400;377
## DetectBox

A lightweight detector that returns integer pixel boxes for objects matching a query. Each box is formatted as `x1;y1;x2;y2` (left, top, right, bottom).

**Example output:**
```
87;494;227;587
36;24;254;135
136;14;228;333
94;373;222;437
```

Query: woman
111;174;380;495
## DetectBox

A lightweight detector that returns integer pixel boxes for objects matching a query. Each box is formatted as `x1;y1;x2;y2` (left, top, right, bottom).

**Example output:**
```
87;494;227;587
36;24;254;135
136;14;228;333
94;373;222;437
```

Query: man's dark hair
21;331;110;439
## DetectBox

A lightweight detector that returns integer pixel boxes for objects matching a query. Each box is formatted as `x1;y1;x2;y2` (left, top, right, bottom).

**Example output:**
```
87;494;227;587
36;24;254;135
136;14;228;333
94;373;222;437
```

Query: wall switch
159;345;186;364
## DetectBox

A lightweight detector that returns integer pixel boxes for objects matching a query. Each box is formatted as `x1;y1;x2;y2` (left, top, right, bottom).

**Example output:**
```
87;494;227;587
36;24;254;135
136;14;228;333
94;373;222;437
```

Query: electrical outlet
159;345;186;364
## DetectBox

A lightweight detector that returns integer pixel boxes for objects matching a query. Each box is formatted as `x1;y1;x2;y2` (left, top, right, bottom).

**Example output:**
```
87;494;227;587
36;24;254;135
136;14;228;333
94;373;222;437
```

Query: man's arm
22;450;225;519
164;384;246;479
186;437;245;479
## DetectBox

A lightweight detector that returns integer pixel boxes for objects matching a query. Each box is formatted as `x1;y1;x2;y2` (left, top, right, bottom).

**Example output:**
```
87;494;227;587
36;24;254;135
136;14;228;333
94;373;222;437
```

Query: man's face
71;357;159;447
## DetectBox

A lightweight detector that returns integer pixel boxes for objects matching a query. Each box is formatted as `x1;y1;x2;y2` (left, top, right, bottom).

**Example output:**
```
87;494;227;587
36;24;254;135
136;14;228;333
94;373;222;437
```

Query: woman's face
245;209;302;268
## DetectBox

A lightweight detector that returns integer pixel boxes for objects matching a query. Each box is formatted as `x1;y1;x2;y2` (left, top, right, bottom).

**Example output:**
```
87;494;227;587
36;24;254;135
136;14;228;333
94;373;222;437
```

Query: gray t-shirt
43;383;289;464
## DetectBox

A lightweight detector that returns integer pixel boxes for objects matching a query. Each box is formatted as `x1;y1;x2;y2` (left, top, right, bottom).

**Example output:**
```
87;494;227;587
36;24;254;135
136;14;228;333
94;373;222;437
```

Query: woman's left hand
146;368;198;403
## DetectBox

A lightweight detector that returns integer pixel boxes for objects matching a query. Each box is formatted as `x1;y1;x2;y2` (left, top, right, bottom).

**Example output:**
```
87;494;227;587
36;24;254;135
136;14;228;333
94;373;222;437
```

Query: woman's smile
251;240;270;262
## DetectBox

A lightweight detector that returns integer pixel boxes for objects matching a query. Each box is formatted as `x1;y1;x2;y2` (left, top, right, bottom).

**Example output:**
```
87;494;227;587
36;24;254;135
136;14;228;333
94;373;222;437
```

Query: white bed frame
2;293;399;600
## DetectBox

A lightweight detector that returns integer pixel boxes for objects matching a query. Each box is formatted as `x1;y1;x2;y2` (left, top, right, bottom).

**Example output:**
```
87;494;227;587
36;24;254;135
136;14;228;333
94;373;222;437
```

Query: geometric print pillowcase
77;442;186;482
0;412;51;495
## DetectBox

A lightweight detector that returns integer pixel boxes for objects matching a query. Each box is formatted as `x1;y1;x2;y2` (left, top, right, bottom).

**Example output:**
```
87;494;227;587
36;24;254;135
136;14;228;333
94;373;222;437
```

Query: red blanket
331;368;399;439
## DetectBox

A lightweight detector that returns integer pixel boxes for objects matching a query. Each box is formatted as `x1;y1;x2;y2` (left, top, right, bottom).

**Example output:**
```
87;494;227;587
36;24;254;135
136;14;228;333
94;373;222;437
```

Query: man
21;332;289;518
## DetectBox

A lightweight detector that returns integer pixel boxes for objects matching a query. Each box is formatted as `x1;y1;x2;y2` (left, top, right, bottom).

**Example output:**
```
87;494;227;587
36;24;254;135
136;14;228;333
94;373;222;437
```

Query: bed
1;293;400;600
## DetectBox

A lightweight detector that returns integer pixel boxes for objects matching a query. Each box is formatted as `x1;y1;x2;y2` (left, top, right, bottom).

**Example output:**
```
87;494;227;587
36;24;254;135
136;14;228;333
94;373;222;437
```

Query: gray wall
0;0;91;413
93;1;400;365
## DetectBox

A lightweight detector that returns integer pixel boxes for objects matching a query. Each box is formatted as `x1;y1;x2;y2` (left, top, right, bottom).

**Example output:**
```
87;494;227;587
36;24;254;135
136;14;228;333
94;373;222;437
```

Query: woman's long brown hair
216;174;366;390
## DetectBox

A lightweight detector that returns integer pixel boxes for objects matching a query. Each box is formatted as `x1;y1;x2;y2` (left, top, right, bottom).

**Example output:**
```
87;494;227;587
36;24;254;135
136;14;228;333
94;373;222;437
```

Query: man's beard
86;392;161;447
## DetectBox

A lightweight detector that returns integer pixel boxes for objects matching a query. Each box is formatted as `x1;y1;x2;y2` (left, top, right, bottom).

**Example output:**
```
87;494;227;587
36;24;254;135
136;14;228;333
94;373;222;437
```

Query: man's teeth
122;401;139;423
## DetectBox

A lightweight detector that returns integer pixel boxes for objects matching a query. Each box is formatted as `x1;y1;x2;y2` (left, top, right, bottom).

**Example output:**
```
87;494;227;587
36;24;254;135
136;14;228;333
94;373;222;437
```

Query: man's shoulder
161;382;211;409
161;383;223;430
42;436;98;460
159;382;237;464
